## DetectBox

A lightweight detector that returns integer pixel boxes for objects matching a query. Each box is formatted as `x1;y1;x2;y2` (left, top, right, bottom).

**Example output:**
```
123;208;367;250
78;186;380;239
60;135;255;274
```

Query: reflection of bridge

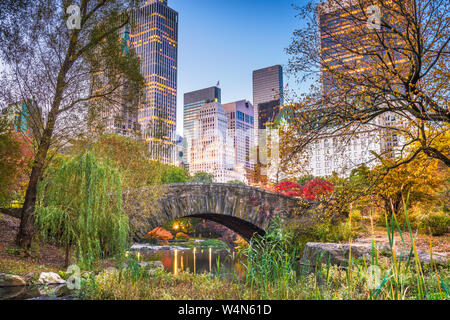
128;183;301;241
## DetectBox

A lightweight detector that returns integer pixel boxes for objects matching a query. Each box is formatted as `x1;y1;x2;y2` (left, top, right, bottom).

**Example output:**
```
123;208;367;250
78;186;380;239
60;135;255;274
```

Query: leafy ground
0;214;62;277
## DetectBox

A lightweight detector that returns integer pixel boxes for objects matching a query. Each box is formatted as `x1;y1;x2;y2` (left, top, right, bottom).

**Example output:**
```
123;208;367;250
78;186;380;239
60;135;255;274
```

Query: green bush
283;216;357;255
420;211;450;236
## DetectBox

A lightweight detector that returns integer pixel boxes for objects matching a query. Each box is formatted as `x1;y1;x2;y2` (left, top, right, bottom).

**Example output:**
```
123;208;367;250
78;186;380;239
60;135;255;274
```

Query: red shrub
274;181;303;197
302;179;334;201
274;179;334;201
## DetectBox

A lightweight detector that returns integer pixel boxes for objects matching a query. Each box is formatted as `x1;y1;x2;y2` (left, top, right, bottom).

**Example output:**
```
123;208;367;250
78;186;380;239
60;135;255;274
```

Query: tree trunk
16;110;58;248
15;27;81;249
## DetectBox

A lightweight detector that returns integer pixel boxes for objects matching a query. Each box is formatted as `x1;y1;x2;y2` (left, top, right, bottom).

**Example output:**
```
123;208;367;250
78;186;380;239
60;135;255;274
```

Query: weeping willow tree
35;152;129;268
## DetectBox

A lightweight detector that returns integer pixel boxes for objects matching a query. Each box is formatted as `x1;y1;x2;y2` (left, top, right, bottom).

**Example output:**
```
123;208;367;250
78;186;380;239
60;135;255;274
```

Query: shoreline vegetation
1;212;448;300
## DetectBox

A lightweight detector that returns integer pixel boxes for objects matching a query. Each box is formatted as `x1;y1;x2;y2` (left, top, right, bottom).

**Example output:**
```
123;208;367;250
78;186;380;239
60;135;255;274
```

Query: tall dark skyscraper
318;1;405;94
252;65;283;146
183;86;221;167
131;0;178;164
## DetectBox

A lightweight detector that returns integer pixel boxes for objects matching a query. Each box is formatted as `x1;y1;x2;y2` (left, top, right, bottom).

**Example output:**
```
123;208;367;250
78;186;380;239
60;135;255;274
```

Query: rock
300;242;448;273
0;273;26;287
397;250;448;266
139;261;164;270
299;242;392;272
38;272;66;285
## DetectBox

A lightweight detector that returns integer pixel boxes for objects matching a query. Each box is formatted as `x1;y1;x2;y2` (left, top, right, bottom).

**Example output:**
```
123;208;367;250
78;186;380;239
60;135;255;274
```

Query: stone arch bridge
127;183;301;241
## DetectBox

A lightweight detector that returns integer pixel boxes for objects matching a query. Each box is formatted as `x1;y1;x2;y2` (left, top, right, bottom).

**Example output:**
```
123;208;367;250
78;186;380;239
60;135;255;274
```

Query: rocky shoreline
300;242;449;272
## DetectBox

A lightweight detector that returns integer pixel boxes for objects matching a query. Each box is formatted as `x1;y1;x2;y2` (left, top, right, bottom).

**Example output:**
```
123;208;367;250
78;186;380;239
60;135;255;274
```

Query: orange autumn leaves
0;132;34;205
144;227;173;245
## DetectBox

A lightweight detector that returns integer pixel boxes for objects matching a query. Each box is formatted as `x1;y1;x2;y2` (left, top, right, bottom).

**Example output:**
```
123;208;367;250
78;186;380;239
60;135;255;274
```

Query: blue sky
170;0;308;135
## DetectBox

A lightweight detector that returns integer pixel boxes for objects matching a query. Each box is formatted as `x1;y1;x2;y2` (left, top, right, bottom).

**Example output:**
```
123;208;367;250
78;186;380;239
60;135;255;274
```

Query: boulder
300;242;448;273
0;273;26;287
38;272;66;285
300;243;391;270
397;250;448;266
139;261;164;270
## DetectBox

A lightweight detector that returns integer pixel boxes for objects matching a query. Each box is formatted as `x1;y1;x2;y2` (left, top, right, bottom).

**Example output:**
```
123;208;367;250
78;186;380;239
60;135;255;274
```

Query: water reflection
0;284;73;300
141;248;245;279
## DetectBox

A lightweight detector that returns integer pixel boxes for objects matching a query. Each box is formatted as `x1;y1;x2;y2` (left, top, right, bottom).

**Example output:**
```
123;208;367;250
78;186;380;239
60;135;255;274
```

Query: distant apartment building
222;100;254;171
189;102;242;183
175;134;185;168
183;86;221;168
252;65;283;147
306;127;382;177
304;113;402;177
1;100;42;138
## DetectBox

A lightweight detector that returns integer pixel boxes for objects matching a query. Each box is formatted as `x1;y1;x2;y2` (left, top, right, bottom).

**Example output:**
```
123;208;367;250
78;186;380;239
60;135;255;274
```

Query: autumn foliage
144;227;173;245
0;132;34;205
175;232;190;241
301;179;334;201
274;181;303;197
275;179;334;201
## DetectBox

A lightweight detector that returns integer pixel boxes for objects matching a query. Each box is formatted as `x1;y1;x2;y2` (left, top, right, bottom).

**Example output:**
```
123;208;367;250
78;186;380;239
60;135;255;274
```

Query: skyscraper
131;0;178;164
183;86;221;168
300;0;403;177
189;101;237;183
252;65;283;147
318;1;406;94
222;100;254;171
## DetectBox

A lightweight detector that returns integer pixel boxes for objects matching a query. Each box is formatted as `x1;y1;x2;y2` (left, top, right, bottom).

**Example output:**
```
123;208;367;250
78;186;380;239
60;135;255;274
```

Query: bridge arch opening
186;214;266;242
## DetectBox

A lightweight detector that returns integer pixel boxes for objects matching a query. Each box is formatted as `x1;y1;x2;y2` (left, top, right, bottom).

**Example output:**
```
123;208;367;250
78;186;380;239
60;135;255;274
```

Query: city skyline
170;0;307;136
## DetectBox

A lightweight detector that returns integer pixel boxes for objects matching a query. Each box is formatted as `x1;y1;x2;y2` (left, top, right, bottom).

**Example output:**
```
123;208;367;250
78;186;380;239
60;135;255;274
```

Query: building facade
183;86;221;168
222;100;254;171
131;0;178;164
93;0;178;164
1;100;42;138
252;65;283;147
306;128;383;177
189;102;240;183
301;0;402;177
318;0;406;93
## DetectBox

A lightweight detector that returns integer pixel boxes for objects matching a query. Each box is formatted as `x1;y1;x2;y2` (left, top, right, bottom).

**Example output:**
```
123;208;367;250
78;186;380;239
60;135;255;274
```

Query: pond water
135;245;246;280
0;244;245;300
0;284;75;300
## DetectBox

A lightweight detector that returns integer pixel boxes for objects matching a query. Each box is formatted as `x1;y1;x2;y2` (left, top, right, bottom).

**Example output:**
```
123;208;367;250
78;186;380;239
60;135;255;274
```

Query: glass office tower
252;65;283;147
131;0;178;164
